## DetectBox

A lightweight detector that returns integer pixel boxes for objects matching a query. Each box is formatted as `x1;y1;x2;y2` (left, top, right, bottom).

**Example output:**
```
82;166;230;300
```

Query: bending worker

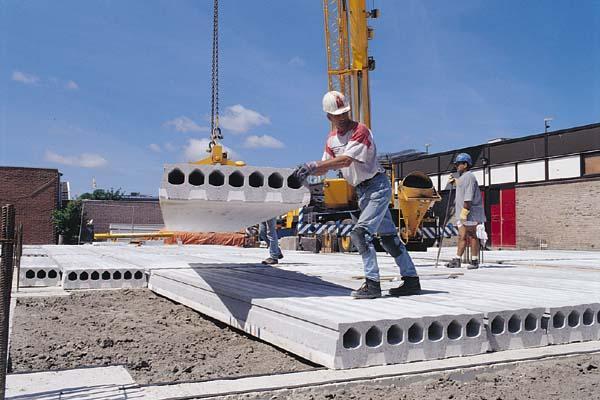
447;153;486;269
293;91;421;299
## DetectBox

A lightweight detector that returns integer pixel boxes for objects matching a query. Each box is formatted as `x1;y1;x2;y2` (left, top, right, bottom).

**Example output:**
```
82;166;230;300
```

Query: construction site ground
6;245;600;399
9;288;600;399
10;289;315;384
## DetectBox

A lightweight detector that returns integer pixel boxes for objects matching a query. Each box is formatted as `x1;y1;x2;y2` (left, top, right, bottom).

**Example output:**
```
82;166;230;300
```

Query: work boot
351;279;381;299
261;257;279;265
277;253;284;260
467;259;479;270
446;258;461;268
388;276;422;297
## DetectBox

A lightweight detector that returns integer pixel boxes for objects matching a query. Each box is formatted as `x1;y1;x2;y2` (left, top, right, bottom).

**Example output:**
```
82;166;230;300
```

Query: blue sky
1;1;599;196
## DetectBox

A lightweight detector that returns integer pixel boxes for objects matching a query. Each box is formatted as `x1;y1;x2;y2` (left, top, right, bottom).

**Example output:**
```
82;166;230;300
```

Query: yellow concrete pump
396;172;441;250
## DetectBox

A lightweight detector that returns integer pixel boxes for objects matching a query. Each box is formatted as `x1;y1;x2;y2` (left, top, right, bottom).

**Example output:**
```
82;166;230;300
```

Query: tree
79;188;124;200
52;200;84;244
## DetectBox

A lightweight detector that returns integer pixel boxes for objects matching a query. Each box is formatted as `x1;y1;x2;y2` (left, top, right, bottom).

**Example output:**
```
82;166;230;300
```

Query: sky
1;0;599;196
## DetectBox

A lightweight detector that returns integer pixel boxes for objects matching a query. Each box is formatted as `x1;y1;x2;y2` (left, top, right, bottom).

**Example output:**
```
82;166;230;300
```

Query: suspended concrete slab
159;164;310;232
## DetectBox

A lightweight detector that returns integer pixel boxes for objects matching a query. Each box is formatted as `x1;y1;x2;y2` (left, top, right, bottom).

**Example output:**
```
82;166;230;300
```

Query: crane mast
323;0;377;128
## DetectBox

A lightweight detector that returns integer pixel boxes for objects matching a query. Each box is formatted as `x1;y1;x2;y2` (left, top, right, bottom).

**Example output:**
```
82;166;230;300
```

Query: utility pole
544;117;553;133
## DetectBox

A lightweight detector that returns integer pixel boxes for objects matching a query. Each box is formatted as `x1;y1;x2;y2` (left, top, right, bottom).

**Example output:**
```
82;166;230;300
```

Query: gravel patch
9;289;315;384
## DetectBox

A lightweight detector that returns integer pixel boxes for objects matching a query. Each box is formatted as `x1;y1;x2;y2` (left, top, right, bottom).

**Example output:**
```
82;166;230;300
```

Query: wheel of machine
322;233;335;253
338;236;352;252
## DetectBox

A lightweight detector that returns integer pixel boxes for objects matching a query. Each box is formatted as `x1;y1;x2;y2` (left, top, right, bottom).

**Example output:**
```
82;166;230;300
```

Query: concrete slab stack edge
148;270;489;369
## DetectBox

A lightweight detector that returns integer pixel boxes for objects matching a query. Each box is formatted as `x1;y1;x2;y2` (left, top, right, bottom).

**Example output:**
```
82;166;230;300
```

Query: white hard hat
322;91;351;115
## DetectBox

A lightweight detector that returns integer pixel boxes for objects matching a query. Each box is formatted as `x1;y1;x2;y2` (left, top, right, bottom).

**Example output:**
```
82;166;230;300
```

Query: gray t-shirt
455;171;486;223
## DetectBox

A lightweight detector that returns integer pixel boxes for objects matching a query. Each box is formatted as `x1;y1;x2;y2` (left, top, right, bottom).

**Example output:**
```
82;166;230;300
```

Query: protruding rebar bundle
0;204;16;399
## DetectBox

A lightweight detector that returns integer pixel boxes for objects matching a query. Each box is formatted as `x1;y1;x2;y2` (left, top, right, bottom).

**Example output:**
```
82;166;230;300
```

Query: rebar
0;204;16;399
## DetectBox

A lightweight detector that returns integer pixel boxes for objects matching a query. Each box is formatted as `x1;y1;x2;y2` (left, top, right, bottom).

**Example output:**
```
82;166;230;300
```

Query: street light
544;117;553;133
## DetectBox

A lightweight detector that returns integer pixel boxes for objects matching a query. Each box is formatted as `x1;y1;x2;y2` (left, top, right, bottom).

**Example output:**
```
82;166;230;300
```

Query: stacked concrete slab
19;254;62;287
159;164;310;232
148;266;487;368
16;244;600;369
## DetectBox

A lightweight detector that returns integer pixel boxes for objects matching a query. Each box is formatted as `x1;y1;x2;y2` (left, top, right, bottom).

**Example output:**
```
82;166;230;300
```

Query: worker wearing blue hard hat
454;153;473;166
447;153;486;269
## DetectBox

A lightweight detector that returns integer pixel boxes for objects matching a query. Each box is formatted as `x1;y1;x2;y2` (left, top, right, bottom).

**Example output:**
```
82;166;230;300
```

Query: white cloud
45;150;108;168
220;104;270;134
288;56;306;67
12;70;39;85
164;116;209;133
149;143;162;152
65;80;79;90
183;138;238;161
243;135;285;149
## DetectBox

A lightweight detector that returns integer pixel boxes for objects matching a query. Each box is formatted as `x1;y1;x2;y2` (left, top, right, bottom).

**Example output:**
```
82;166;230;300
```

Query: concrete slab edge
140;340;600;399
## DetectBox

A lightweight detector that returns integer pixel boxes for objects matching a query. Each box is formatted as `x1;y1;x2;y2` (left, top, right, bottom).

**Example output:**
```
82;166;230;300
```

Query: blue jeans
354;173;417;281
259;218;282;259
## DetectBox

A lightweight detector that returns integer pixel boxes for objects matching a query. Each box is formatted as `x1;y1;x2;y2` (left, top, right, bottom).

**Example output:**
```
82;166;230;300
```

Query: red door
500;188;516;247
489;188;516;247
490;203;501;247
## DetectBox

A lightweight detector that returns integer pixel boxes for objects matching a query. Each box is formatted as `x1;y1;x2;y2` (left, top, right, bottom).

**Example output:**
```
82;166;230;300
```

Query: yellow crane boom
323;0;377;128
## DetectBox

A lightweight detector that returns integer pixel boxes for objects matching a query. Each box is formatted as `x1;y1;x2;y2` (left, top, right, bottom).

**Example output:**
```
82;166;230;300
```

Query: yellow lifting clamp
191;143;246;167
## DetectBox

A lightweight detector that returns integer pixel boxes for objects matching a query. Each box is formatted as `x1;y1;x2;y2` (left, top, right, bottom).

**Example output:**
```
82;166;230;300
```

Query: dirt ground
230;353;600;400
9;289;315;384
10;289;600;399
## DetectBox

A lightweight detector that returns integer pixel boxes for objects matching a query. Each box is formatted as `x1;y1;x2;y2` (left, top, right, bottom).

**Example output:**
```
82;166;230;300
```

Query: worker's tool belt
357;172;384;188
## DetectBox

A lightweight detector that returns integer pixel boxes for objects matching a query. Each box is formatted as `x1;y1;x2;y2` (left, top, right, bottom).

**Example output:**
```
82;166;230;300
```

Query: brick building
0;166;61;244
388;123;600;250
82;199;164;234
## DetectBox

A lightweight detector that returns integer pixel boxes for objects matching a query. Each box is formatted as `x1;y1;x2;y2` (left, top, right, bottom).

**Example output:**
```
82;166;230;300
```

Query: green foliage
79;188;124;200
52;200;84;244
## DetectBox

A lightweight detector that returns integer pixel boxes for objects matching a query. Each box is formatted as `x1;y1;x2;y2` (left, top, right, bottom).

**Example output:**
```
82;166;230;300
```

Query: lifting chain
208;0;222;152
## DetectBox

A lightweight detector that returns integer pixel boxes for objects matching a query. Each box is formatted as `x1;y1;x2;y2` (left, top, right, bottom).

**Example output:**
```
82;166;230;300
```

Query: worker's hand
460;208;470;221
292;161;318;182
448;176;457;185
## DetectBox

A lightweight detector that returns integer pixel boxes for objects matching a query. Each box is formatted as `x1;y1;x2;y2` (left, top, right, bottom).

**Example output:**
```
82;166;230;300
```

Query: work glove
460;207;470;221
292;161;318;183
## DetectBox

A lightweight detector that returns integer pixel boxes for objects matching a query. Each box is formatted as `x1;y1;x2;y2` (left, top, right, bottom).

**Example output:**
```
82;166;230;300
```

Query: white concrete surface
18;255;61;287
149;266;488;368
159;164;310;232
23;244;600;368
6;366;141;400
12;287;71;298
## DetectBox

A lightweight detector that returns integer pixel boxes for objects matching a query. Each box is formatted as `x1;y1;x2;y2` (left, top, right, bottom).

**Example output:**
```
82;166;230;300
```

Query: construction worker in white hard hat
292;91;421;299
446;153;486;269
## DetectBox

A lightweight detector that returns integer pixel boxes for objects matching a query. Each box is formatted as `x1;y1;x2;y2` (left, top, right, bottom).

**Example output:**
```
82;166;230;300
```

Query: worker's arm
312;156;353;175
460;174;476;220
293;156;354;180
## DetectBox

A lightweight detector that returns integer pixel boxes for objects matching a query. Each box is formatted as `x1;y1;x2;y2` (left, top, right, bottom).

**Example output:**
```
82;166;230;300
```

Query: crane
323;0;378;128
176;1;439;251
196;0;378;167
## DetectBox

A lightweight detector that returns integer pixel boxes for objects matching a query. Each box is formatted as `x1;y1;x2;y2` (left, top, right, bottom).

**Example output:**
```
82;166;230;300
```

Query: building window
583;152;600;176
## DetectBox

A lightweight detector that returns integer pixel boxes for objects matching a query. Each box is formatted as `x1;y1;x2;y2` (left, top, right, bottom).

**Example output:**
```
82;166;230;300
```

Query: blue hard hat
454;153;473;166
